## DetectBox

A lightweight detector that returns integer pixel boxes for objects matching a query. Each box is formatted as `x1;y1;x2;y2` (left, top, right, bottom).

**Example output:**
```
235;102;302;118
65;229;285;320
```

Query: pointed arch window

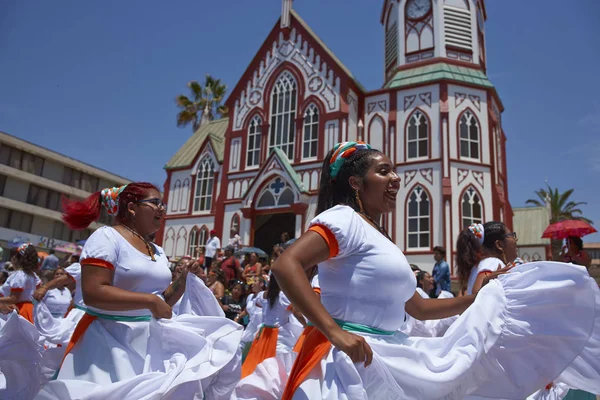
459;110;480;160
407;185;430;249
193;157;215;212
269;71;297;160
247;115;262;167
188;226;209;257
231;214;240;234
302;104;319;160
170;180;181;212
462;186;482;228
407;110;429;159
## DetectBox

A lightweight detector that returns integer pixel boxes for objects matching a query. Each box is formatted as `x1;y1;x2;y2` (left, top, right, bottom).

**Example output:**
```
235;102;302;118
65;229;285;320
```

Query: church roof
512;206;551;246
291;10;366;93
384;62;494;90
164;118;228;170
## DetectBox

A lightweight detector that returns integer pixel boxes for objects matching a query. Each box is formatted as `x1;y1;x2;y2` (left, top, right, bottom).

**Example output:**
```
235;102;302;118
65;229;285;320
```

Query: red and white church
158;0;512;273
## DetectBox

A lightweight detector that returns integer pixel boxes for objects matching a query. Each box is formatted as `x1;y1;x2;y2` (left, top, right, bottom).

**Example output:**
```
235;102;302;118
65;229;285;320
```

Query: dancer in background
271;141;600;400
241;273;305;379
0;243;41;323
457;223;599;400
38;182;242;400
38;267;72;319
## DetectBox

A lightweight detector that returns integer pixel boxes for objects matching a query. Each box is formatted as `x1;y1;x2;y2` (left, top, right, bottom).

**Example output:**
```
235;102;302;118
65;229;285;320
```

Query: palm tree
526;184;592;260
176;75;228;132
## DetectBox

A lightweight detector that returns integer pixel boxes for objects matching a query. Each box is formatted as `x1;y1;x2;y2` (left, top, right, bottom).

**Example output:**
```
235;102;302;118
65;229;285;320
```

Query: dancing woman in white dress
270;141;600;400
37;182;243;400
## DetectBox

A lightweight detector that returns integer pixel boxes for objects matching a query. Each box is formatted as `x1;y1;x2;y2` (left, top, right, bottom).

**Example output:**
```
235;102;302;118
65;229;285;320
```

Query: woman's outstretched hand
329;329;373;367
477;264;515;294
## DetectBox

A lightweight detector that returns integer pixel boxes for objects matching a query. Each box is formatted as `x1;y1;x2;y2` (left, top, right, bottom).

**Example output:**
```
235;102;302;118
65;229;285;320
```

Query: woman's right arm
272;231;373;366
82;265;172;319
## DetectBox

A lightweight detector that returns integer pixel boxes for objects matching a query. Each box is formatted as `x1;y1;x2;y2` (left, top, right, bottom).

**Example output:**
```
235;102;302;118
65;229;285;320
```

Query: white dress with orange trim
4;270;41;324
280;205;600;400
232;291;304;400
36;226;243;400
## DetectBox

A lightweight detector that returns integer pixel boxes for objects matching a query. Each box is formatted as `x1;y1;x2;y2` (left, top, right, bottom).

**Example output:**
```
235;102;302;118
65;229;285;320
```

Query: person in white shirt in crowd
205;229;221;270
229;229;242;252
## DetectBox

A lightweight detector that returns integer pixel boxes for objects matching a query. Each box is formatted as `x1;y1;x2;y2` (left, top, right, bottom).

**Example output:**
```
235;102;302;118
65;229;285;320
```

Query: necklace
359;211;393;242
121;224;156;261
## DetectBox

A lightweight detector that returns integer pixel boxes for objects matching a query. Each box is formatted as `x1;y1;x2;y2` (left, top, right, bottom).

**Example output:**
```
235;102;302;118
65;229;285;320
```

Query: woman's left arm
406;265;513;320
162;260;201;306
405;293;475;320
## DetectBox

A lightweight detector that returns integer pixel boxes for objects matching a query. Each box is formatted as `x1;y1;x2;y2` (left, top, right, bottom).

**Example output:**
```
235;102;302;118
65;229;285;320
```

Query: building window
62;167;99;193
302;104;319;160
193;157;214;212
170;180;181;212
269;71;297;160
26;184;63;212
0;174;6;196
0;145;44;176
188;226;203;257
247;116;262;167
53;221;72;242
407;185;430;249
459;110;480;160
0;207;34;233
462;186;482;228
406;110;429;159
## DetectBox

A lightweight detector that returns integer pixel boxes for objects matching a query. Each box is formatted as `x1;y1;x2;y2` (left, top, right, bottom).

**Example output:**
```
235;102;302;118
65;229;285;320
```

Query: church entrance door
253;212;295;257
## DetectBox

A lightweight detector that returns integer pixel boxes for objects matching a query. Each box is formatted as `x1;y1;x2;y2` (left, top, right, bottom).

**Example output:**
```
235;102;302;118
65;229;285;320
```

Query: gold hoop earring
355;189;364;213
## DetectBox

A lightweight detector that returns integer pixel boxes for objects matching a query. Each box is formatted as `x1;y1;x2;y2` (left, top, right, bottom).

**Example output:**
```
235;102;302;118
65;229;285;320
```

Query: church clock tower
366;0;510;273
383;0;487;80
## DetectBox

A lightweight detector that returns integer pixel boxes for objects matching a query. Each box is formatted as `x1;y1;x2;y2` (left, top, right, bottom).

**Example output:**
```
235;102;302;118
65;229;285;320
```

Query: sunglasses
138;198;167;210
504;232;518;241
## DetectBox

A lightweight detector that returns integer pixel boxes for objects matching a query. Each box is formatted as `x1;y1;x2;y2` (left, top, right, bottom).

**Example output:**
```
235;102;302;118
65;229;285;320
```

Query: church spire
281;0;292;29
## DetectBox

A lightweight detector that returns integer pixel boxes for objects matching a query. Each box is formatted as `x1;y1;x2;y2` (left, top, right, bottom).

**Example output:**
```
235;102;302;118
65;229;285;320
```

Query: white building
0;131;130;258
160;0;512;273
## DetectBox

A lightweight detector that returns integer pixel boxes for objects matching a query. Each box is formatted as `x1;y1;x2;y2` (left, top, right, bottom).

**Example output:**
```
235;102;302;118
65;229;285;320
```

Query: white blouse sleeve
6;270;27;291
65;263;81;281
80;227;120;271
308;205;365;259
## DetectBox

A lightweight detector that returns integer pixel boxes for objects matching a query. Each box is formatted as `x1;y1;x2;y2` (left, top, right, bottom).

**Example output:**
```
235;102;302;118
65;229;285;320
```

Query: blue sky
1;1;599;240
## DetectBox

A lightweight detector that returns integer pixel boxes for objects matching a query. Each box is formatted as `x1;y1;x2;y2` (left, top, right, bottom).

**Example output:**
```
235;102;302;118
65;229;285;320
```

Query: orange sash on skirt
16;302;34;324
241;326;279;378
282;326;331;400
292;325;315;353
56;313;97;375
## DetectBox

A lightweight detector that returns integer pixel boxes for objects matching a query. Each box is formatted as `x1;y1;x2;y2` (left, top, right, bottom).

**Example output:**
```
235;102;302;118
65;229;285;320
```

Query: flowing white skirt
294;262;600;400
37;274;243;400
0;312;44;400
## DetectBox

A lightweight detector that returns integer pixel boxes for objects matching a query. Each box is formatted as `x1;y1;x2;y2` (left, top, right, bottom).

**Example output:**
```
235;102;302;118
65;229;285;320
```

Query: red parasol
541;219;597;240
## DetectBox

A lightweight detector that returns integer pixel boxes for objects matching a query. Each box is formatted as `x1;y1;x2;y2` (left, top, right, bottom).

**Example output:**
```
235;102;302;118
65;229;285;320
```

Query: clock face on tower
406;0;432;20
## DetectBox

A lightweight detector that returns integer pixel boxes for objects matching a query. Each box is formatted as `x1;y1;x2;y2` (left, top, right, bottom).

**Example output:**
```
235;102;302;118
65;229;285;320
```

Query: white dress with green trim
292;205;600;400
36;227;243;400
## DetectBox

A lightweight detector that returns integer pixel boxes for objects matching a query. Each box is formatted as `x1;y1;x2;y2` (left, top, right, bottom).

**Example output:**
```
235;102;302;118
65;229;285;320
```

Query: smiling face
249;253;258;264
419;272;435;293
351;154;400;217
500;227;518;262
130;188;165;236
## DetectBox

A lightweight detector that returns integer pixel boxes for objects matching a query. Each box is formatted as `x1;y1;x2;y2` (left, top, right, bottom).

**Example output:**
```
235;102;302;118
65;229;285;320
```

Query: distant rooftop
513;206;550;246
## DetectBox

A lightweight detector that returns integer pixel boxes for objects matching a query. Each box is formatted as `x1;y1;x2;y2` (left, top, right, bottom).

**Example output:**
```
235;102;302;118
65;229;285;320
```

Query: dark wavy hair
455;221;507;290
14;244;39;276
266;273;283;309
316;147;383;215
568;236;583;252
